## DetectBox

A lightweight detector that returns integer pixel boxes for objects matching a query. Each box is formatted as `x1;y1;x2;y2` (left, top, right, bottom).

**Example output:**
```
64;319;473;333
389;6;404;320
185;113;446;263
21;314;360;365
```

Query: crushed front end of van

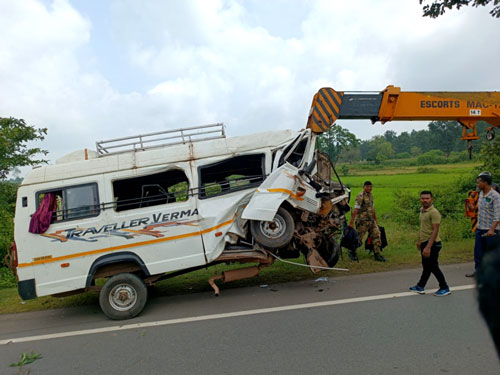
207;129;351;289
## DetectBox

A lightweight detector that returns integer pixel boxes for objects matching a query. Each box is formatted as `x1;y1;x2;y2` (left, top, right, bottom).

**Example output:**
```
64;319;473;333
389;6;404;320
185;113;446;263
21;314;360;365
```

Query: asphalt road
1;262;498;374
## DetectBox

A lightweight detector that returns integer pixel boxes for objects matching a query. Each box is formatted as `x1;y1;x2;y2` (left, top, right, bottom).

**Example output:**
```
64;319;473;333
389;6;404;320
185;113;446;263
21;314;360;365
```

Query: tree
411;146;422;156
392;131;412;154
375;141;394;163
0;117;47;269
427;121;462;156
420;0;500;19
338;147;362;163
479;137;500;178
0;117;48;179
0;180;18;268
383;130;397;144
365;136;394;163
316;125;360;165
359;140;373;160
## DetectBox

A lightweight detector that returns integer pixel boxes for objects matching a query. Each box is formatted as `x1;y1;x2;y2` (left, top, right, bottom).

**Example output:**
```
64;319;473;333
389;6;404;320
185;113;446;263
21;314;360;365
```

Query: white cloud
0;0;94;149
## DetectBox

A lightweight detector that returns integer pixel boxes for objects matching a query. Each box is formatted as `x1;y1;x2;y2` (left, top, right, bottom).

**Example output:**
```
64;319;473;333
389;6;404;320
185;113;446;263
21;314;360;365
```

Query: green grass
341;161;479;176
341;161;479;218
343;173;454;188
0;161;479;315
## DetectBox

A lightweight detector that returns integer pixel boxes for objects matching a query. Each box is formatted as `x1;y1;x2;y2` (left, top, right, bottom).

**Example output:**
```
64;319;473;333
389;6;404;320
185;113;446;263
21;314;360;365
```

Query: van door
110;164;205;274
196;153;268;262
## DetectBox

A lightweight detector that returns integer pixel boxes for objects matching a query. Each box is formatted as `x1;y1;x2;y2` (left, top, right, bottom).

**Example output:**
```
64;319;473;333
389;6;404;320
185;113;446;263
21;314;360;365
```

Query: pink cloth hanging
29;193;57;234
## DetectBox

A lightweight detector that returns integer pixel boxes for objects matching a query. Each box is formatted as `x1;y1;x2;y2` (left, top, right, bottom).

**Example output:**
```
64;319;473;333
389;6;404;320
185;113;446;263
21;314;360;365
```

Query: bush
390;190;421;227
449;150;469;163
480;137;500;175
0;211;14;268
0;181;17;268
0;267;16;289
340;164;349;176
394;152;411;159
439;217;475;242
454;171;480;194
429;150;445;157
390;182;475;240
416;150;448;165
411;146;422;156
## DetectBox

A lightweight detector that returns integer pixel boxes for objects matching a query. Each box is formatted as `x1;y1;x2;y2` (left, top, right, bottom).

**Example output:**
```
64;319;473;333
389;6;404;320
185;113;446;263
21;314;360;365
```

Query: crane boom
307;85;500;150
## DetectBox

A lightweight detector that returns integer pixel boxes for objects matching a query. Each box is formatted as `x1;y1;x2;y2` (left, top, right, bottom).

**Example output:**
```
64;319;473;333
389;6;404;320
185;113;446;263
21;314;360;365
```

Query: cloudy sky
1;0;499;164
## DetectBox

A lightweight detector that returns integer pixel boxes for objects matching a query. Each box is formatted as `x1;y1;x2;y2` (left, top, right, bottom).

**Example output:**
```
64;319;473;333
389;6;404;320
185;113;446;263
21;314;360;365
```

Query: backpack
341;225;361;251
365;226;388;251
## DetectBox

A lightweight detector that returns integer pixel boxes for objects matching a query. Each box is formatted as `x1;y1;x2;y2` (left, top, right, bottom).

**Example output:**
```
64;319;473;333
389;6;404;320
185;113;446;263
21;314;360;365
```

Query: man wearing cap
349;181;386;262
466;171;500;278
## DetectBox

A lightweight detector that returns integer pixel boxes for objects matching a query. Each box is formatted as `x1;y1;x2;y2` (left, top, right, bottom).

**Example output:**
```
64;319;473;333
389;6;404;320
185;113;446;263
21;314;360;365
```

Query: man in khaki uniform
349;181;386;262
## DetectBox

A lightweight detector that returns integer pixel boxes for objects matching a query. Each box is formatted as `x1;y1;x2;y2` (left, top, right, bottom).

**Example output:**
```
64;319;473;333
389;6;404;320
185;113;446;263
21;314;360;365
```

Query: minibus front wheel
250;207;295;249
99;273;148;320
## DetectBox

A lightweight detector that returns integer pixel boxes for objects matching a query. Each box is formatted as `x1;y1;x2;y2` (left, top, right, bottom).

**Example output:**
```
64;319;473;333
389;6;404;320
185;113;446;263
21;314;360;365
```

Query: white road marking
0;284;475;345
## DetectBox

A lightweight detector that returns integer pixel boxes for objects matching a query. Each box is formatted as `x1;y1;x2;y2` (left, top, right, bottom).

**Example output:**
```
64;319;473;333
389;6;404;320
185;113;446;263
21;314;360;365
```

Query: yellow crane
307;85;500;156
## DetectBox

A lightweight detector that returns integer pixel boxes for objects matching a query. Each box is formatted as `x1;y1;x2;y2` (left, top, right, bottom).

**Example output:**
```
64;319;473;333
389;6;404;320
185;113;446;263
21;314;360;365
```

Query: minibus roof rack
96;123;226;156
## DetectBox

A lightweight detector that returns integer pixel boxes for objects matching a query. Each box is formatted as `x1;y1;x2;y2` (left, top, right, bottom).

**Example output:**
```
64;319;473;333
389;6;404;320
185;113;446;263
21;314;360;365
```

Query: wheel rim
259;214;286;239
109;284;138;312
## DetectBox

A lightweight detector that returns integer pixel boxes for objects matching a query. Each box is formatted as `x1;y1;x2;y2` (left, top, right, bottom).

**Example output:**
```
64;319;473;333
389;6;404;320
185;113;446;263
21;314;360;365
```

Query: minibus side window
278;137;308;168
37;191;63;222
65;184;100;219
113;169;189;212
198;154;265;199
36;183;100;222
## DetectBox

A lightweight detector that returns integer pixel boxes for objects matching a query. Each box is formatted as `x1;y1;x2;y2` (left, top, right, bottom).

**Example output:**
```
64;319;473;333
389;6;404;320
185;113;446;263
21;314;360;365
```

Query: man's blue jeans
474;229;500;271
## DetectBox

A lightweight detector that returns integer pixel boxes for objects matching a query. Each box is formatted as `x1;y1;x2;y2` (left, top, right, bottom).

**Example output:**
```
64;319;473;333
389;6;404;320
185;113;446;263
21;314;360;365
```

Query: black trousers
417;241;449;290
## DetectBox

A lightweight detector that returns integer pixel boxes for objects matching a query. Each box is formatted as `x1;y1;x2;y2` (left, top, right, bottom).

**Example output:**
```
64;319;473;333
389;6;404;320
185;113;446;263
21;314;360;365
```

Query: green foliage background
316;124;360;164
0;117;46;284
0;117;47;178
341;121;492;163
0;181;17;267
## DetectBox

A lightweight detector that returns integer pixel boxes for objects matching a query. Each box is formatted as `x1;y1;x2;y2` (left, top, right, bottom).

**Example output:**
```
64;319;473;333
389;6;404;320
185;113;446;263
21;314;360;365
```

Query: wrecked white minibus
11;123;350;319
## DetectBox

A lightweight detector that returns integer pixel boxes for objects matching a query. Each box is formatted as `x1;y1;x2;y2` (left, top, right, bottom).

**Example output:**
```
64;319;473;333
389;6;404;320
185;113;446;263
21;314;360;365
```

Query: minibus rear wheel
99;273;148;320
250;207;295;249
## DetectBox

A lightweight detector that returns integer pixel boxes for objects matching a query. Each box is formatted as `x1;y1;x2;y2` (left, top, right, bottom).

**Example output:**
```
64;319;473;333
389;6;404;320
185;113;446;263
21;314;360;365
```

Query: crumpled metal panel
241;164;301;221
198;190;254;263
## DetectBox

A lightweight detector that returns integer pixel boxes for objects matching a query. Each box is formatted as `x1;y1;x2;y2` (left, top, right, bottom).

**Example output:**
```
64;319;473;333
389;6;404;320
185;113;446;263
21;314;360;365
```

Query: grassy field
341;161;478;218
342;161;478;176
0;161;479;315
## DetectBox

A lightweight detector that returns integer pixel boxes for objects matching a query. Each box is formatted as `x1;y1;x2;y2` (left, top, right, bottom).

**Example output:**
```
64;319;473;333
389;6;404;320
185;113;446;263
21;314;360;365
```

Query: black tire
250;207;295;249
99;273;148;320
318;236;341;268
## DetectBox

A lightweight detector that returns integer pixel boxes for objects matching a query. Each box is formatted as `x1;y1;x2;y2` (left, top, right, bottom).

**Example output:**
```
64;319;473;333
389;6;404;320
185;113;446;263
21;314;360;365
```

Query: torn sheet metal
306;249;329;274
198;190;254;263
242;164;309;221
